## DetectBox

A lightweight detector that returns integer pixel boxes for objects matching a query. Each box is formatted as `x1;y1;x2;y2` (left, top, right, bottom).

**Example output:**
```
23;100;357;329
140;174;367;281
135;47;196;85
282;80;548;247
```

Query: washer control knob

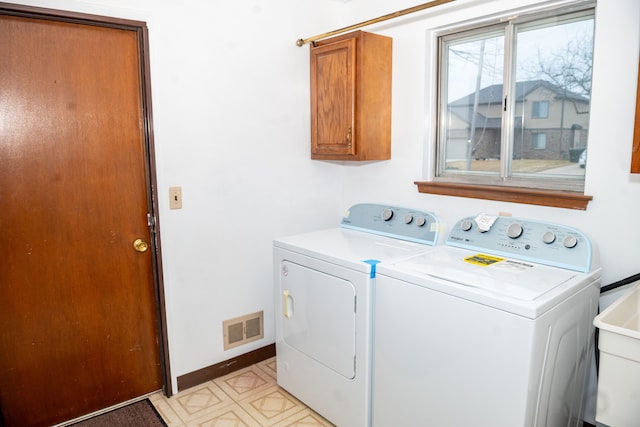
563;235;578;249
381;208;394;221
506;223;523;239
404;214;413;224
460;220;473;231
416;216;427;227
542;231;556;244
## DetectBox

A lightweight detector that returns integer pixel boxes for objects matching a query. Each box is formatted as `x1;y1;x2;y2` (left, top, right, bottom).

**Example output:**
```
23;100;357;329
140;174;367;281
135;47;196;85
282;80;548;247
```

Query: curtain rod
296;0;455;47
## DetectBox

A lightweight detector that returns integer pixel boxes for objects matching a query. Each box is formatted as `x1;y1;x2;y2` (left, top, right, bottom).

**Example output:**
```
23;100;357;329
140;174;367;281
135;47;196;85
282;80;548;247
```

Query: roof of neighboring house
449;79;590;107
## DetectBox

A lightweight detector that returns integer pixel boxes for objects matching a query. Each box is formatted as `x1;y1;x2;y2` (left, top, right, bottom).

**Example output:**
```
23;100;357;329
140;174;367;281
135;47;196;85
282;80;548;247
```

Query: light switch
169;186;182;209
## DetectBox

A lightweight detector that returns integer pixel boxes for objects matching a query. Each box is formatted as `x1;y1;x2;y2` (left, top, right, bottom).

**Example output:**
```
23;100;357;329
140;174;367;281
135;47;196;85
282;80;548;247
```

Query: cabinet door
310;38;356;157
631;58;640;173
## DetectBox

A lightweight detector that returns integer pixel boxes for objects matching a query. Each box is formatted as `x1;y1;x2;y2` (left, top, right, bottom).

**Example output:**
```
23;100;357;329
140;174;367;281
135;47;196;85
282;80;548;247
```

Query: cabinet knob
346;127;352;146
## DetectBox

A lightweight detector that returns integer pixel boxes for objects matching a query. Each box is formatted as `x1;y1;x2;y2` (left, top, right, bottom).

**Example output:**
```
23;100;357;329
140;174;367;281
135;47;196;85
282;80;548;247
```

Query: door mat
70;399;167;427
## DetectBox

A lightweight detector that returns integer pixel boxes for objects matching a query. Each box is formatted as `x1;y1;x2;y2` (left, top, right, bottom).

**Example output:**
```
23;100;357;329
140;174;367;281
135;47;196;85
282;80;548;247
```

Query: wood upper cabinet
631;58;640;173
310;31;392;161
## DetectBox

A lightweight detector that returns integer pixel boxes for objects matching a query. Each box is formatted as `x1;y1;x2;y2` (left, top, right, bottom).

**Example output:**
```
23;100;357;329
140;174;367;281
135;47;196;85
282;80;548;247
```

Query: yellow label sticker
464;253;506;266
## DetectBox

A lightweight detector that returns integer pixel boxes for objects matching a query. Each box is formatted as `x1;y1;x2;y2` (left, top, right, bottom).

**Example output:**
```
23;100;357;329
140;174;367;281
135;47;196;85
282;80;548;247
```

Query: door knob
133;238;149;253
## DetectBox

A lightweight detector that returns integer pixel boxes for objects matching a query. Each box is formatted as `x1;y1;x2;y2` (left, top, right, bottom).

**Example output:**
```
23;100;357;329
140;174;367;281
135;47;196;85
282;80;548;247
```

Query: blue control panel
340;203;440;245
447;214;593;272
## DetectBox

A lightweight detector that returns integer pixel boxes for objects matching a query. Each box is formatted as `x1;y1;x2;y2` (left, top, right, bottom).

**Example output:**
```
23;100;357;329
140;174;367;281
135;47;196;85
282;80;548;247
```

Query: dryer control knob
404;214;413;224
460;220;473;231
381;208;394;221
507;223;523;239
416;216;427;227
542;231;556;244
563;235;578;248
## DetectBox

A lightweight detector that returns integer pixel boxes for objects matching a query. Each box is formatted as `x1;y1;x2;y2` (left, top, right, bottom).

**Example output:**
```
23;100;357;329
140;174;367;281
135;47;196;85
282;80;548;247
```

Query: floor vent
223;311;264;350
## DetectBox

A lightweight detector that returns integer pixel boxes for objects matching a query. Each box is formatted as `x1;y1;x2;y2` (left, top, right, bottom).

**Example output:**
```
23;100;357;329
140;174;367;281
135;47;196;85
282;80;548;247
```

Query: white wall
141;1;347;389
9;0;640;407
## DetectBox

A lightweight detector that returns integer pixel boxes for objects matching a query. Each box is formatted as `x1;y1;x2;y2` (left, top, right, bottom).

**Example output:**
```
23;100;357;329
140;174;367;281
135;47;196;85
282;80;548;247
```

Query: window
531;101;549;119
532;133;547;149
435;3;594;193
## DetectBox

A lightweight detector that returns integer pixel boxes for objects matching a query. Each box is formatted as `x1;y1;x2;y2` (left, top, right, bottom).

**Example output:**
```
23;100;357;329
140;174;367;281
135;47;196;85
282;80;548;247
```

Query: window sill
415;181;592;210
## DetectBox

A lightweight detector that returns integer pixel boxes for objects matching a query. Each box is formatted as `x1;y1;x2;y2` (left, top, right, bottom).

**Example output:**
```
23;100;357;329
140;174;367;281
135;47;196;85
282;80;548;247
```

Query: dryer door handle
283;290;294;319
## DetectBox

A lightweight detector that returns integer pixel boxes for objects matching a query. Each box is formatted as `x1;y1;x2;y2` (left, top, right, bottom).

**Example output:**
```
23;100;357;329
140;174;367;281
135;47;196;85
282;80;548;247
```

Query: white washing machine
274;203;441;426
373;214;601;427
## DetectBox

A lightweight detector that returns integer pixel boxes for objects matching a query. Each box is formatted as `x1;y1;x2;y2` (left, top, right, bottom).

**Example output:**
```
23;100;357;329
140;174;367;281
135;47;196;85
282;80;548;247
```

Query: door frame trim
0;1;172;396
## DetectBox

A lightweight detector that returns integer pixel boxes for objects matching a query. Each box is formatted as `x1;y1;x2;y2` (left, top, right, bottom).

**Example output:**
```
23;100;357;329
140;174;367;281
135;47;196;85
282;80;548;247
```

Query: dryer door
280;260;356;379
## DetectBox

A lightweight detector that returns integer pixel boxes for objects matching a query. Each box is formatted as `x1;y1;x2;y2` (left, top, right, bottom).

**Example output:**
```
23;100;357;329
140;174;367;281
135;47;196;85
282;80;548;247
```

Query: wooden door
0;11;164;427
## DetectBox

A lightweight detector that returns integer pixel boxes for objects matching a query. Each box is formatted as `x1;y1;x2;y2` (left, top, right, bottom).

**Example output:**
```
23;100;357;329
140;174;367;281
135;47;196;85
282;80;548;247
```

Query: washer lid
394;247;577;301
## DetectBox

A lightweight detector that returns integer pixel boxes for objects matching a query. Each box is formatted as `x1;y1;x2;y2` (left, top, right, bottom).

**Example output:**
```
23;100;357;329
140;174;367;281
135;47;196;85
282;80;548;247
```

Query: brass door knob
133;238;149;253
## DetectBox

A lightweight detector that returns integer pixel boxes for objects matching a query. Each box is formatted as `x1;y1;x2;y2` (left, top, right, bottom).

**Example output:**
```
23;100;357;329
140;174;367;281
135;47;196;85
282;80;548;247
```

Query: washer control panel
447;215;593;272
340;203;440;245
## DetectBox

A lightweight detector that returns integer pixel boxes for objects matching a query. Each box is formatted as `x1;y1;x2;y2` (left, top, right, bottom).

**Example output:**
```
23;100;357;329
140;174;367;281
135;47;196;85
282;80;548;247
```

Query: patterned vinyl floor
150;357;334;427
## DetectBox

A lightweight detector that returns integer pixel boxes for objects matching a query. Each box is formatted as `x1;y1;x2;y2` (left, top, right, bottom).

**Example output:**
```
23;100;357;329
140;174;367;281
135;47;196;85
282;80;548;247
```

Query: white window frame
430;1;595;193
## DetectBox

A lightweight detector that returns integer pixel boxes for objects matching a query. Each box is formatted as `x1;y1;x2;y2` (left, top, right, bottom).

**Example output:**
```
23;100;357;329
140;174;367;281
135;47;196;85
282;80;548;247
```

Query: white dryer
274;203;440;427
373;214;601;427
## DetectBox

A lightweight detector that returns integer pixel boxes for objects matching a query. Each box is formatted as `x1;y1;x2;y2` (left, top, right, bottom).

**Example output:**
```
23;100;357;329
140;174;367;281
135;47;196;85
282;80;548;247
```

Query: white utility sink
593;283;640;427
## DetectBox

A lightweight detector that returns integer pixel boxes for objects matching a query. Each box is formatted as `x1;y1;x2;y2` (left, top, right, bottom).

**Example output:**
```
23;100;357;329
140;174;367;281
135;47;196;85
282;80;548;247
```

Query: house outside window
435;2;594;192
532;101;549;119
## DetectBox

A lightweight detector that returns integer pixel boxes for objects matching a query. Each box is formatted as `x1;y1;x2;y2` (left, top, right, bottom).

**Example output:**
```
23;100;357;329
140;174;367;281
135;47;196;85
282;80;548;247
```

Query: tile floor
150;357;335;427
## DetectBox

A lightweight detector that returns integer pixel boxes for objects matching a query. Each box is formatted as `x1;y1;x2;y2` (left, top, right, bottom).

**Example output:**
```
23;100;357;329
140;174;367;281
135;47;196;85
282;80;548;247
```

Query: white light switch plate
169;186;182;209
